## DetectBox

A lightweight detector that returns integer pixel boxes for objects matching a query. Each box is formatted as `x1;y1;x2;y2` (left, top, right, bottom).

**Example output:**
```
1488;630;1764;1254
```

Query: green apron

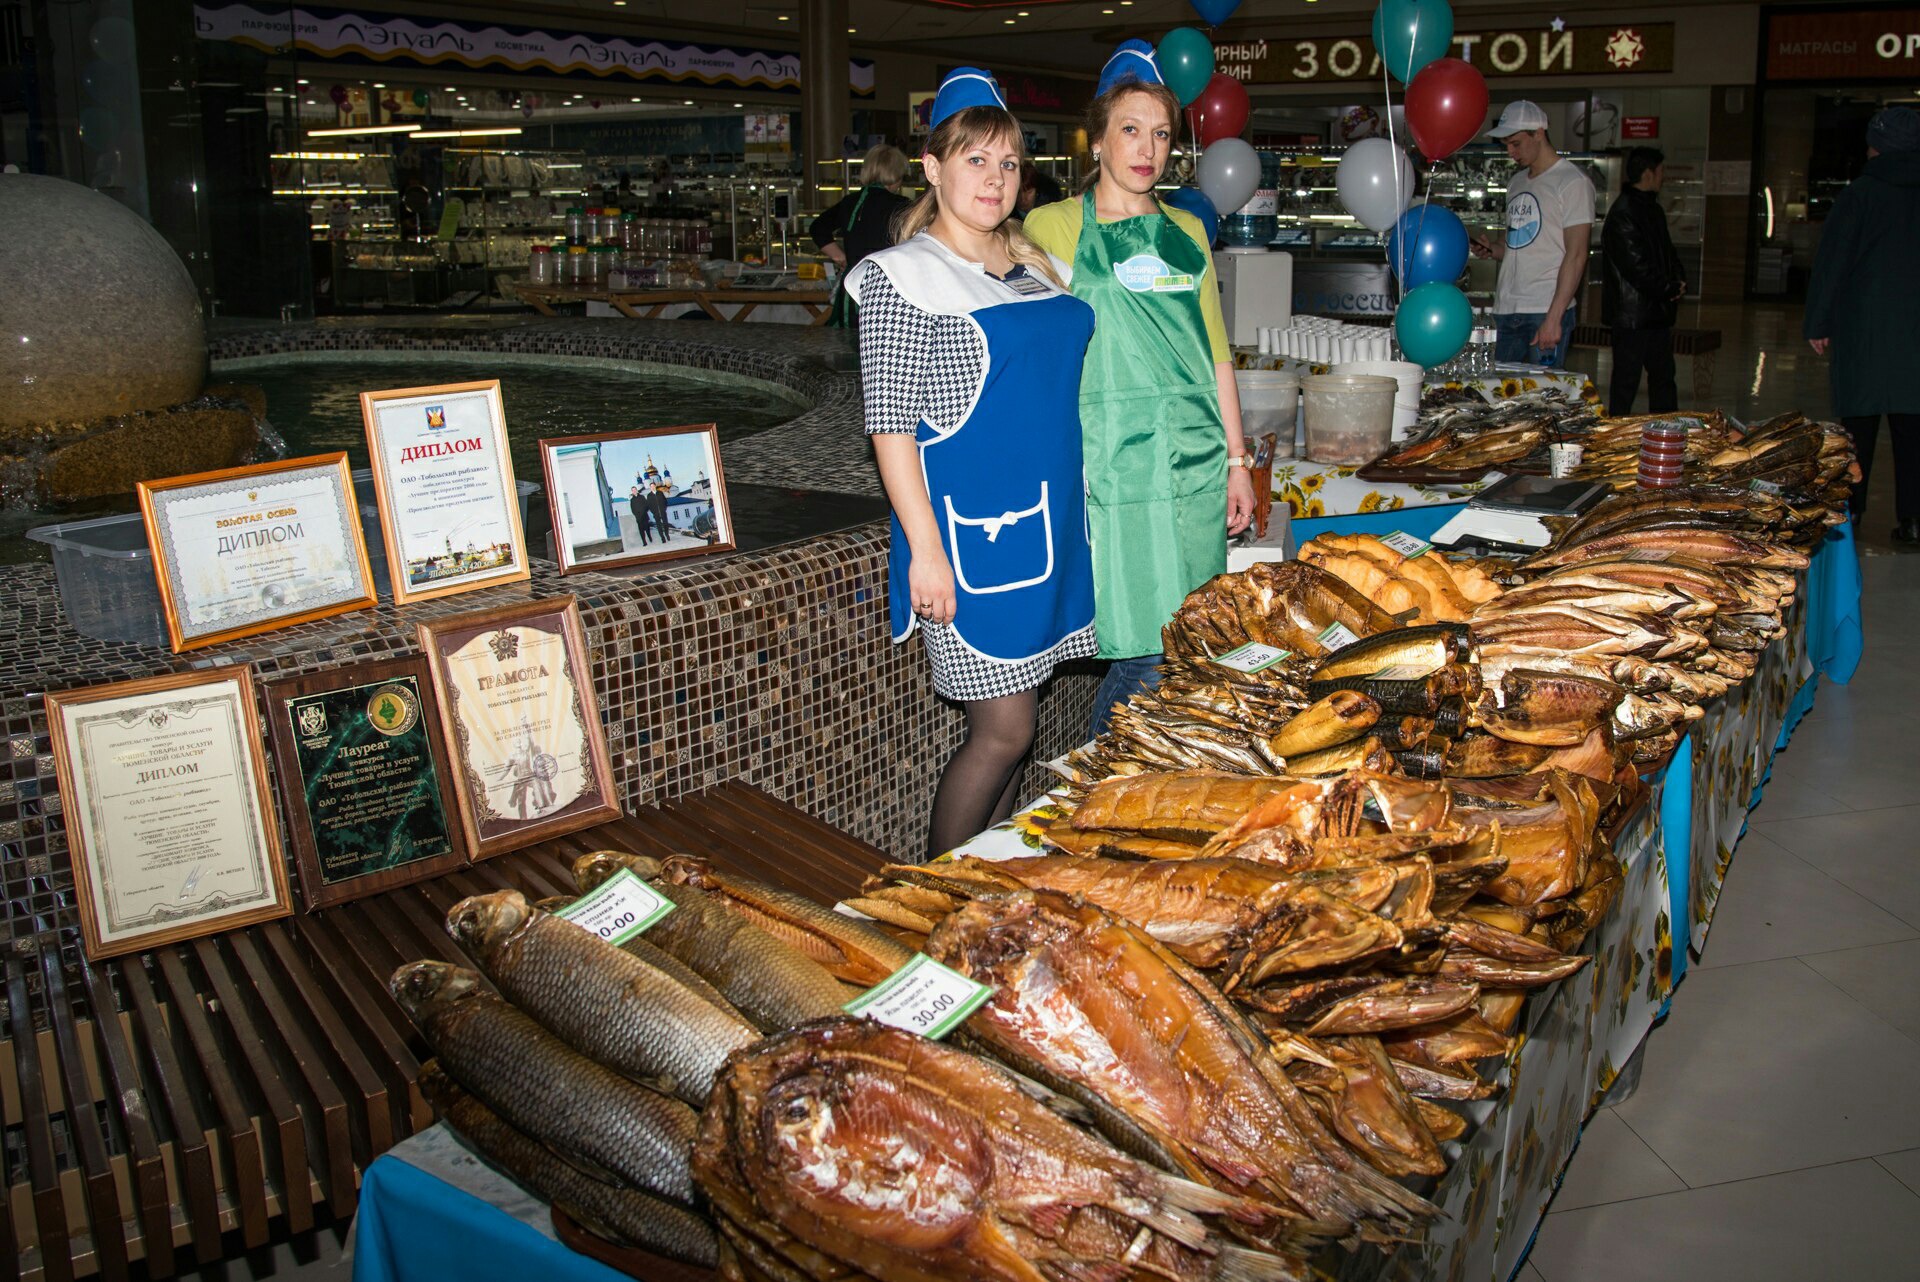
1071;189;1227;659
826;184;877;329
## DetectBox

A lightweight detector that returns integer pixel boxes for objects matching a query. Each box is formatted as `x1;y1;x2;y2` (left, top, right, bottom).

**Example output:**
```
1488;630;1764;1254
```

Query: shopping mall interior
2;2;1917;1280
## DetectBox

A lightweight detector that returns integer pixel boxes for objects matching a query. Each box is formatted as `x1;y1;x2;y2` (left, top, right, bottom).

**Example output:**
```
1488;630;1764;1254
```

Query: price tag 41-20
554;868;674;946
843;953;994;1040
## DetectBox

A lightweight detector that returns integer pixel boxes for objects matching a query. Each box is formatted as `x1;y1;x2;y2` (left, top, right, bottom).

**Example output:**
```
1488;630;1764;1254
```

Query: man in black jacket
1601;147;1686;414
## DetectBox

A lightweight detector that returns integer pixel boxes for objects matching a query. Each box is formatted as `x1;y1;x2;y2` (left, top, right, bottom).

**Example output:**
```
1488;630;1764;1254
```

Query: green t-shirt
1021;197;1232;365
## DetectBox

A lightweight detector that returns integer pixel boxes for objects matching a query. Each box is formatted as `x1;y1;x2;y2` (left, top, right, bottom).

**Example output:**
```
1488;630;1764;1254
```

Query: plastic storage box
28;470;542;647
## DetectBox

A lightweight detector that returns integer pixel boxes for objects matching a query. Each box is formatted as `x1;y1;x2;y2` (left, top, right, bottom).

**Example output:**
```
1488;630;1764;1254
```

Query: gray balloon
1196;138;1260;218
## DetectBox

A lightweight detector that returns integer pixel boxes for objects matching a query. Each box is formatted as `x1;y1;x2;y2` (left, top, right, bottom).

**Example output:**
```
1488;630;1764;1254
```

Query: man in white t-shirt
1469;101;1596;368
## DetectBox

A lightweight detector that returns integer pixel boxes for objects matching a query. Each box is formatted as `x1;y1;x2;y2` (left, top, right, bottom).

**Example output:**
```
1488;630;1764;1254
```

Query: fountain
0;173;266;501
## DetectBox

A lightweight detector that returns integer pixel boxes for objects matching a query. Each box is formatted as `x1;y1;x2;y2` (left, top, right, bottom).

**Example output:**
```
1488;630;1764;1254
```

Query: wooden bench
1570;324;1723;398
1;783;888;1281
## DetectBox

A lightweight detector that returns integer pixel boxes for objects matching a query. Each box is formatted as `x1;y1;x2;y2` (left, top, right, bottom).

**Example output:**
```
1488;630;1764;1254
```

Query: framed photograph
264;658;466;909
137;453;377;652
538;424;735;575
416;595;620;859
359;380;531;605
47;667;292;960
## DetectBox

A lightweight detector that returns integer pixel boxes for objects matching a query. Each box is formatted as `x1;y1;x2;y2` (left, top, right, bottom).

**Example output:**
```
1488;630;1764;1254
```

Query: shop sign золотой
1215;22;1674;84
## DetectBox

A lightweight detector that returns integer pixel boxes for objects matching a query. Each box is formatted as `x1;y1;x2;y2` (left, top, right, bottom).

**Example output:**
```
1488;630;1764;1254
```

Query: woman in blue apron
1023;41;1256;737
846;68;1097;860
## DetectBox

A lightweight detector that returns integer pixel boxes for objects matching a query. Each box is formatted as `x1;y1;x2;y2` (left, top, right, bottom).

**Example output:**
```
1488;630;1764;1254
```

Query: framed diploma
264;658;465;910
538;424;737;575
359;380;531;605
47;668;292;960
137;453;377;652
416;595;620;859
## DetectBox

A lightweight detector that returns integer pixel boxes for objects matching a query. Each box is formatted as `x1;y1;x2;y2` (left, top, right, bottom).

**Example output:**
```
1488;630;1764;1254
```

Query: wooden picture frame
359;380;531;605
416;595;620;859
137;453;377;652
539;424;736;575
264;657;467;910
47;667;292;960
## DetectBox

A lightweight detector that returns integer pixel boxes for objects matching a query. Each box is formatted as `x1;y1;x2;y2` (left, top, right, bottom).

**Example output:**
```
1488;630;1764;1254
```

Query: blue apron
890;284;1096;662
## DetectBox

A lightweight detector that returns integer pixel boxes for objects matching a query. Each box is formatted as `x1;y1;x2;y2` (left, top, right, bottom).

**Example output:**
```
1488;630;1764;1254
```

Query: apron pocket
944;483;1054;594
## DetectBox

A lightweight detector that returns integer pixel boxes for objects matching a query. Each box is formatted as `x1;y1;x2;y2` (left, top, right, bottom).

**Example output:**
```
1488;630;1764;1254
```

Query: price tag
554;869;674;946
1368;662;1434;681
843;953;994;1040
1214;641;1292;673
1316;621;1361;652
1379;530;1432;559
1748;479;1784;496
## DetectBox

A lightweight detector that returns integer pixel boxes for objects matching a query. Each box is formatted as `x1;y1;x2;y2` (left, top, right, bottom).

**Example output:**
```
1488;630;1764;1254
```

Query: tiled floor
1527;306;1920;1276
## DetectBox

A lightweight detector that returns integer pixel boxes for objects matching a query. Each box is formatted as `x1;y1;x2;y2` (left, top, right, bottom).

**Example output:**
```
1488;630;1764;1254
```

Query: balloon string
1382;27;1406;285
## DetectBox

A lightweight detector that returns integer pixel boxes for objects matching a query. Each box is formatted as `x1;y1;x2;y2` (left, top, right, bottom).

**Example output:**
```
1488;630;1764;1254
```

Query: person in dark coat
629;483;653;545
811;143;914;328
648;486;672;545
1805;106;1920;542
1601;147;1686;415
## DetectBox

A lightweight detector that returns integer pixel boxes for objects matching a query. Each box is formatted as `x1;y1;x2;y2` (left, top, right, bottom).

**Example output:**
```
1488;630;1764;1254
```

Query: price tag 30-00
554;868;674;946
844;953;994;1039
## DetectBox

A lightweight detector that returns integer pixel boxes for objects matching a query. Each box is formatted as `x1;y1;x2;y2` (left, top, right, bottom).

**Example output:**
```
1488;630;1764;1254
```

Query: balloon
1192;74;1250;147
1189;0;1242;24
1158;28;1215;106
1160;185;1220;246
412;89;431;107
88;16;136;63
1195;138;1259;222
1386;203;1468;288
1335;137;1414;233
1395;281;1473;368
329;84;349;108
76;107;117;151
1404;57;1487;161
81;59;130;108
1372;0;1455;83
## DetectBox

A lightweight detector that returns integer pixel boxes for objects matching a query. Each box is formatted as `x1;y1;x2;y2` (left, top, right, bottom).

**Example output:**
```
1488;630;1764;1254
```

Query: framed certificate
539;424;737;575
137;453;377;652
416;595;620;859
360;380;531;605
264;658;465;909
47;668;292;960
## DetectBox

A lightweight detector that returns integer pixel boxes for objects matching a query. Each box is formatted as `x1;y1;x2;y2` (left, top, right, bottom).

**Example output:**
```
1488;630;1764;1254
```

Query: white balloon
1336;137;1415;233
1196;139;1259;223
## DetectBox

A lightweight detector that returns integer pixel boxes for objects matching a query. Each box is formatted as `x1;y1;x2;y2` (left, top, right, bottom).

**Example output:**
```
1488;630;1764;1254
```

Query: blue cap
930;67;1008;130
1096;39;1165;97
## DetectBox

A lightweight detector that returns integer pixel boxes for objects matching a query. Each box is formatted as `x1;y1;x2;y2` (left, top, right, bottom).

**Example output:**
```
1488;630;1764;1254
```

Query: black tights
925;690;1037;861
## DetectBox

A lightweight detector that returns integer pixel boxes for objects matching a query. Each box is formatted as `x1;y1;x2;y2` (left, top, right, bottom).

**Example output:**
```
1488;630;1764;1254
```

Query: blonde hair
863;143;910;189
894;106;1063;289
1078;80;1183;195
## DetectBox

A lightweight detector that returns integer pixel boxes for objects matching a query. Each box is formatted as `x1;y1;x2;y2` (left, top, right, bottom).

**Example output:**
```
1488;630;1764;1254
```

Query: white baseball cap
1488;100;1550;138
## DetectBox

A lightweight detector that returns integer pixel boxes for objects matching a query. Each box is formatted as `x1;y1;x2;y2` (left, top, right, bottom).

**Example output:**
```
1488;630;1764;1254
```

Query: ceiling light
684;100;695;106
444;86;458;92
734;103;743;108
1004;17;1016;22
306;123;423;137
272;151;366;161
1018;9;1029;14
297;79;310;86
373;83;385;89
304;98;317;105
408;127;526;139
630;96;642;102
777;13;789;19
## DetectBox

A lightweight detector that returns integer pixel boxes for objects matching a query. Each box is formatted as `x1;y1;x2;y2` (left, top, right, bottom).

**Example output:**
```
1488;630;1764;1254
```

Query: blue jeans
1089;655;1163;740
1494;306;1577;368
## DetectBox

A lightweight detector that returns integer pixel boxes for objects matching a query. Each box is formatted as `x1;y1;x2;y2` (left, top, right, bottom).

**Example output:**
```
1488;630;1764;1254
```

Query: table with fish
348;415;1862;1282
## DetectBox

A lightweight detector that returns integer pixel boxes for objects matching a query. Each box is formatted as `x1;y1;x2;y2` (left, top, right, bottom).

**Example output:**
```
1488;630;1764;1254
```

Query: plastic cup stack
1637;420;1688;489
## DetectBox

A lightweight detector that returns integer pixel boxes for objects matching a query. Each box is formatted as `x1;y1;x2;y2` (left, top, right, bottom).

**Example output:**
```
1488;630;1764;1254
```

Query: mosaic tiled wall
0;320;1099;966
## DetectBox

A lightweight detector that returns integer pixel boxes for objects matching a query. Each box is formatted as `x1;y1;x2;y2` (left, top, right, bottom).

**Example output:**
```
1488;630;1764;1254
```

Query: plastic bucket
1235;369;1302;461
1333;359;1424;442
1302;374;1398;466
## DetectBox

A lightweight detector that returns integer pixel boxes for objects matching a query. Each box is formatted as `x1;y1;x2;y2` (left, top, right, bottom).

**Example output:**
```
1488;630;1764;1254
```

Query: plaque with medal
416;595;620;859
264;657;466;908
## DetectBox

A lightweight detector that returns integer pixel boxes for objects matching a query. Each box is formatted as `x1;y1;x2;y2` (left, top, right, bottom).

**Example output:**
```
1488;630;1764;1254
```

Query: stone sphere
0;173;205;433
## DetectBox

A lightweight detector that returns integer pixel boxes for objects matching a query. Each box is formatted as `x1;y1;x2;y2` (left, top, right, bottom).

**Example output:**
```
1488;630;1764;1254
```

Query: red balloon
1191;73;1250;147
1405;57;1488;162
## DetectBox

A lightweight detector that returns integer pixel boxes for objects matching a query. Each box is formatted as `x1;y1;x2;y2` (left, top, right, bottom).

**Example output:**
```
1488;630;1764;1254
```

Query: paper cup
1549;443;1584;477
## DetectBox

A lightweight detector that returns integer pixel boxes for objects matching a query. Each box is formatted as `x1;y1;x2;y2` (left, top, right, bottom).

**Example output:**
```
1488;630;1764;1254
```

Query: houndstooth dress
857;262;1097;701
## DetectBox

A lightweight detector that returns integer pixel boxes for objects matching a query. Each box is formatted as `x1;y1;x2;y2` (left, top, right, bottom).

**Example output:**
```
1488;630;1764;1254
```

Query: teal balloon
1395;281;1472;367
1158;28;1215;106
1372;0;1455;83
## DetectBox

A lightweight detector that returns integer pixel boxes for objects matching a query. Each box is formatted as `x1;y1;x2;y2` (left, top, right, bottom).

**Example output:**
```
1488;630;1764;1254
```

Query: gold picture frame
415;595;620;859
47;667;292;960
359;380;531;605
137;453;377;653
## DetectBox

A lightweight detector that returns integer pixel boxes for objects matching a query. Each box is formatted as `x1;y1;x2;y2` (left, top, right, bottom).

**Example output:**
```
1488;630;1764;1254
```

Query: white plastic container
1234;369;1302;461
1302;373;1398;466
1331;359;1425;442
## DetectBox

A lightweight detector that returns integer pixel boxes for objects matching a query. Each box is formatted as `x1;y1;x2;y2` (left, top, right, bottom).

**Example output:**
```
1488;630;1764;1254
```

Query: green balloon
1394;281;1473;368
412;88;431;107
1158;28;1215;106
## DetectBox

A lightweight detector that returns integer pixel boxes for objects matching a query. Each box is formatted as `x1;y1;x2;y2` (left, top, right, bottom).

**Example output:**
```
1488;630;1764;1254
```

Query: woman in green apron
810;144;912;327
1023;40;1255;735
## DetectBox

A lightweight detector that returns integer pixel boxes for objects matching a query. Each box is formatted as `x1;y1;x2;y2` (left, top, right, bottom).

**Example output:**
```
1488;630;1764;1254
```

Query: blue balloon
1160;185;1220;247
1372;0;1455;83
1395;281;1473;368
1189;0;1242;26
1386;203;1468;289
